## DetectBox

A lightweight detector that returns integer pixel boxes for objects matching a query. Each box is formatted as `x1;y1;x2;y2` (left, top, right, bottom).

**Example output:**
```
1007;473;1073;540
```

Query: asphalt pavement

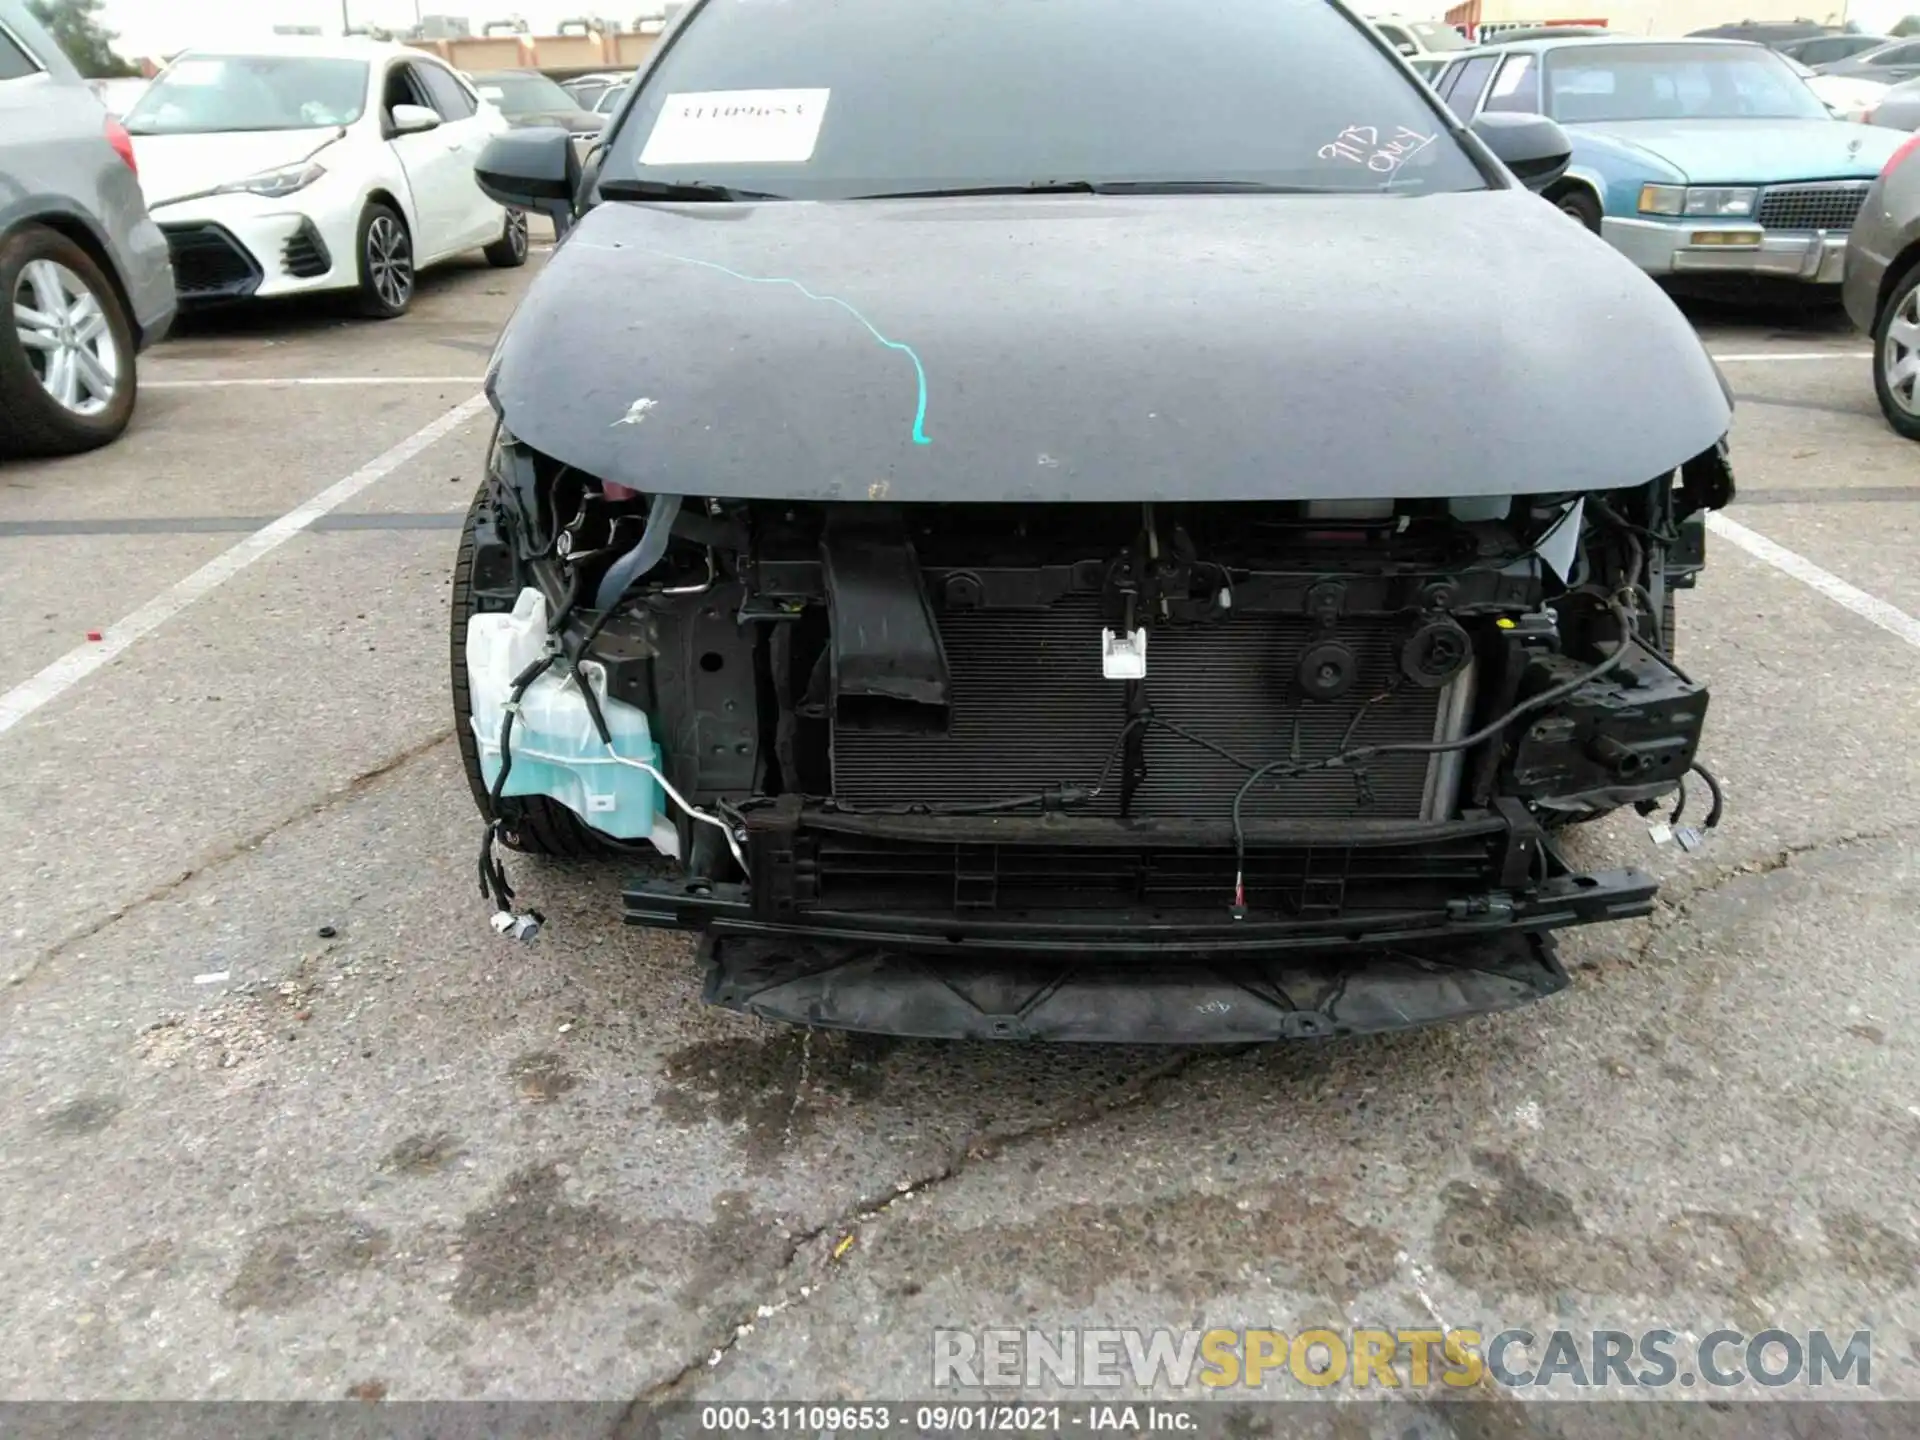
2;246;1918;1425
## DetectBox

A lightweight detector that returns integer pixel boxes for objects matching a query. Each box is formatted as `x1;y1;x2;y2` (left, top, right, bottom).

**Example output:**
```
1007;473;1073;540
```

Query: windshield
124;55;368;134
1542;43;1832;122
601;0;1486;200
476;71;579;114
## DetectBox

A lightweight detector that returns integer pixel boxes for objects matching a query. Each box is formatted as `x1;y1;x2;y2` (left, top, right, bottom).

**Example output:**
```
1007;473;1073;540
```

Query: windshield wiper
851;179;1328;199
1091;180;1328;194
852;181;1099;198
599;178;788;202
856;179;1336;200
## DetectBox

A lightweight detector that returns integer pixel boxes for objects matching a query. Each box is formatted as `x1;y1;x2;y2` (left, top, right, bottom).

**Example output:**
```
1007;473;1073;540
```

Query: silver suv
0;0;175;457
1843;132;1920;439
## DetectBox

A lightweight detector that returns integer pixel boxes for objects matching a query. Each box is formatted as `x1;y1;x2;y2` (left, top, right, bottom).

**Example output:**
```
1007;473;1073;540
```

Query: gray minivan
0;0;175;457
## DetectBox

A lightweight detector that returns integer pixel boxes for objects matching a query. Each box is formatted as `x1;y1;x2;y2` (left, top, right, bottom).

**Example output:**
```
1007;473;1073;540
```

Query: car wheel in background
0;224;138;459
450;482;611;858
483;208;530;269
1552;187;1603;233
354;201;415;319
1872;259;1920;441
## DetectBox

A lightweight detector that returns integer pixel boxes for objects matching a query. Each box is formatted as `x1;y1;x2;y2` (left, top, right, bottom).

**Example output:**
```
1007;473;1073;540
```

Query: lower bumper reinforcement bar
701;930;1571;1043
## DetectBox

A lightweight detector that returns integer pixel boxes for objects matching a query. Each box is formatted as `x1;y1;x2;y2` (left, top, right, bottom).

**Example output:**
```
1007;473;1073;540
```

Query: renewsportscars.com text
931;1327;1874;1392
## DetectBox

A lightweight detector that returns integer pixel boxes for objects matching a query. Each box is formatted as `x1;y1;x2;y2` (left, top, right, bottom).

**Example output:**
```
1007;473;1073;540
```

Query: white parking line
145;376;485;389
1708;512;1920;653
1710;351;1872;362
0;394;490;738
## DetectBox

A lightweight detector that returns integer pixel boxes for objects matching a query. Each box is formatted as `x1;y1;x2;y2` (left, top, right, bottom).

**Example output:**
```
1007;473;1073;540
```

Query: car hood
1568;117;1906;184
489;190;1731;503
132;128;343;210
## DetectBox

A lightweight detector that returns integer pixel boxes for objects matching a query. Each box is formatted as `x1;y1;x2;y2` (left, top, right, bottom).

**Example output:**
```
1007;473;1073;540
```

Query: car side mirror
1470;111;1573;191
476;126;582;236
390;103;441;135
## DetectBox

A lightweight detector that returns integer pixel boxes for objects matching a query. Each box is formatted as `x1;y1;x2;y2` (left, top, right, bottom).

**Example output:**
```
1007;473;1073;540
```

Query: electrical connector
490;909;545;943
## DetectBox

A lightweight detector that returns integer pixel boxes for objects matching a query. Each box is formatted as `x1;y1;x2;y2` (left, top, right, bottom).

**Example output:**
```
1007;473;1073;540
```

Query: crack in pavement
5;728;457;1000
614;1044;1255;1422
1630;821;1920;969
619;821;1920;1414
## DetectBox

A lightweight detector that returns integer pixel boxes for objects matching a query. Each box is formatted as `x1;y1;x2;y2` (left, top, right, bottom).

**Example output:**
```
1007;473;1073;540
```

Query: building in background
1444;0;1844;38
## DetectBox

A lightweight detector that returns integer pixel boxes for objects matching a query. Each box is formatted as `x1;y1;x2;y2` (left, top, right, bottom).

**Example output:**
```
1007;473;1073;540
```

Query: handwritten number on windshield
1319;125;1436;174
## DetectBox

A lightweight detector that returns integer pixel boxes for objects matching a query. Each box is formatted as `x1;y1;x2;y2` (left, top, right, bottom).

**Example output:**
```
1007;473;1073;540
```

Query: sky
97;0;614;56
98;0;1917;60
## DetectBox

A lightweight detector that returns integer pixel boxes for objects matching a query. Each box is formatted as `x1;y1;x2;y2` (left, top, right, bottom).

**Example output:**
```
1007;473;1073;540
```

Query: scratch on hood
648;250;932;446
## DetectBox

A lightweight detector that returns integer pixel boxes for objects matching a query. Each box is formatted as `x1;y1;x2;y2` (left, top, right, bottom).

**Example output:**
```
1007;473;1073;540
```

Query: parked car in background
1433;37;1907;289
1688;21;1836;47
0;0;174;457
560;71;625;111
1786;55;1889;124
1812;38;1920;84
1870;75;1920;131
1779;33;1891;66
88;75;148;118
1843;130;1920;437
125;40;526;319
1367;13;1468;59
591;80;629;114
472;68;607;146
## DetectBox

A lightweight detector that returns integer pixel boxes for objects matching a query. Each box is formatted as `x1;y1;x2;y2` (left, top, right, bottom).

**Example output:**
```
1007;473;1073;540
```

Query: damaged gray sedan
454;0;1735;1043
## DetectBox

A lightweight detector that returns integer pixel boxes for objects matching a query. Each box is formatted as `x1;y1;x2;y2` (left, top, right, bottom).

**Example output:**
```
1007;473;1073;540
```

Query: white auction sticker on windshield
640;88;830;166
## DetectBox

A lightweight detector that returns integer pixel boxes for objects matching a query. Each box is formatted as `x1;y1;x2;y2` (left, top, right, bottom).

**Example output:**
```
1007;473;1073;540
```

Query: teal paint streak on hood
1568;118;1907;184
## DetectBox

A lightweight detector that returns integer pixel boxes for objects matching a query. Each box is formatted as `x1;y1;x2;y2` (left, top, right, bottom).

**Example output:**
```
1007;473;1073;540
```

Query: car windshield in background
1410;20;1469;50
123;56;369;134
1543;43;1832;123
477;72;581;114
601;0;1486;201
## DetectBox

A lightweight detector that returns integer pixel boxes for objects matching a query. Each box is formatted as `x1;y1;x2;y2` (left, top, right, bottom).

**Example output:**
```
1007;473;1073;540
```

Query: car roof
1446;34;1771;59
168;36;423;62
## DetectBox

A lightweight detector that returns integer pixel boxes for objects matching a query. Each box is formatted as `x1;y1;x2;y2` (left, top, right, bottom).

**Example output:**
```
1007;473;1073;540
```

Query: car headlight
214;160;326;199
1639;183;1757;218
1682;186;1757;217
1637;183;1685;215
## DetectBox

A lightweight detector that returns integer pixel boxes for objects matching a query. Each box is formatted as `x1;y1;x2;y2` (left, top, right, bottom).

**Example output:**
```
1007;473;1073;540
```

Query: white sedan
124;39;527;317
1786;55;1889;125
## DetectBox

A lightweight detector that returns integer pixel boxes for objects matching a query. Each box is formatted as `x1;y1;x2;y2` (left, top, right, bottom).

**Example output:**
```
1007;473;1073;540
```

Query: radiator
831;595;1469;821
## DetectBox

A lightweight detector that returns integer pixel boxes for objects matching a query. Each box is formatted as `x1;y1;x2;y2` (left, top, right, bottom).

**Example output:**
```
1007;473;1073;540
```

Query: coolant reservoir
466;588;679;856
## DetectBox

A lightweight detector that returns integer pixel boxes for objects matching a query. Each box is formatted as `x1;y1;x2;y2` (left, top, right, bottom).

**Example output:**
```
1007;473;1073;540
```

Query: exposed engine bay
460;432;1732;1039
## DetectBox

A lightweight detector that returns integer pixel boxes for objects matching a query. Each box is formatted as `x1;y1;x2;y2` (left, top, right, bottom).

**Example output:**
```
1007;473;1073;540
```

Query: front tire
355;202;415;319
1872;259;1920;442
451;482;609;858
483;209;529;269
0;224;137;458
1553;187;1603;234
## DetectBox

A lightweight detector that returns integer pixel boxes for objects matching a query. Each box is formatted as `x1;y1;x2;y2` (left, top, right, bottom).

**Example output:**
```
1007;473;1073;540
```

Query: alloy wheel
11;259;120;417
366;215;414;310
506;209;529;261
1886;286;1920;418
